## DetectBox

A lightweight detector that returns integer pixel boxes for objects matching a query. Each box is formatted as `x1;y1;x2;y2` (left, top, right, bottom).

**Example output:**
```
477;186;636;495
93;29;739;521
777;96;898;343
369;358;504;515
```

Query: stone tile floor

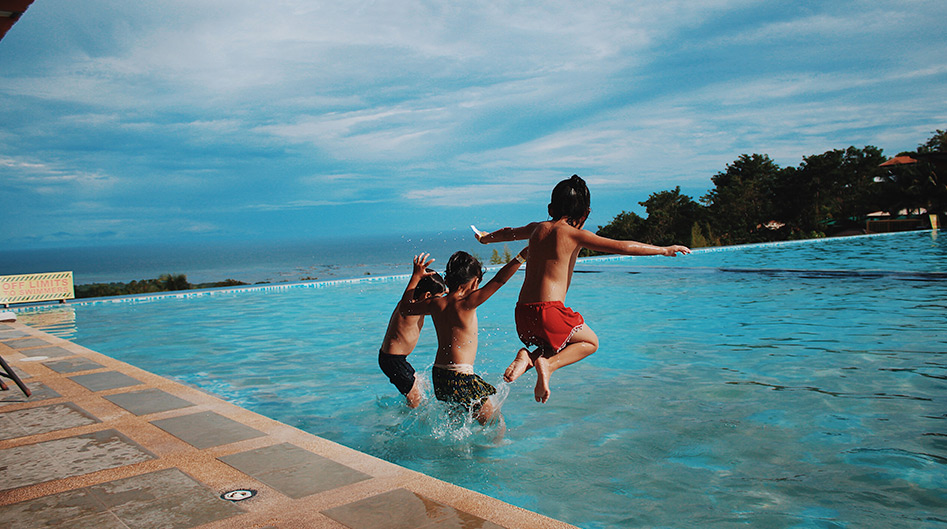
0;322;576;529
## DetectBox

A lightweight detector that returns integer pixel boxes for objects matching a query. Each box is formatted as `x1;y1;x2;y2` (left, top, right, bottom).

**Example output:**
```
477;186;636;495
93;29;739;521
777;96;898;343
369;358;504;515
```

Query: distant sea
0;231;502;286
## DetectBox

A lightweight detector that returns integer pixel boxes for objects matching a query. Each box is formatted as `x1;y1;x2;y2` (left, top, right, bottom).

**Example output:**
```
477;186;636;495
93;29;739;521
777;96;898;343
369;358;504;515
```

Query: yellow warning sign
0;272;75;306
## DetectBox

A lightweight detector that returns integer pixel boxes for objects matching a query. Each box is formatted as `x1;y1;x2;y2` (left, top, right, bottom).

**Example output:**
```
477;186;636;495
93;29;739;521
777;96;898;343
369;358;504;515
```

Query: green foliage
640;187;705;246
596;210;647;241
75;275;250;299
595;130;944;249
75;275;190;298
490;245;514;264
702;154;784;244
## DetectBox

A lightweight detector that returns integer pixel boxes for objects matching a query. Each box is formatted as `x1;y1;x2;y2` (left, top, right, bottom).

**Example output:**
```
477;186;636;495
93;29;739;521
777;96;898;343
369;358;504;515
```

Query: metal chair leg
0;354;31;397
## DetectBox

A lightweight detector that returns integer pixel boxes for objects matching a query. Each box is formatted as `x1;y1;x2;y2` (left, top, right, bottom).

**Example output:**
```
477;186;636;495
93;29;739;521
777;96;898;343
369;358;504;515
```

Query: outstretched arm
398;253;435;315
575;230;691;257
474;223;540;244
465;247;527;308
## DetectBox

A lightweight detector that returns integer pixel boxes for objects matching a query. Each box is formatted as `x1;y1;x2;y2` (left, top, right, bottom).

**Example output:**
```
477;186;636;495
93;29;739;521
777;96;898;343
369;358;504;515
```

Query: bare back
380;305;424;356
430;294;480;366
519;219;582;304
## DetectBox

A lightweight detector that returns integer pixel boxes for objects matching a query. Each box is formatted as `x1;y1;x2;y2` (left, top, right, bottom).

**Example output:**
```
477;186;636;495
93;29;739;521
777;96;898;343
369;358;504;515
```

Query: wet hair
414;270;447;299
548;174;590;227
445;251;483;291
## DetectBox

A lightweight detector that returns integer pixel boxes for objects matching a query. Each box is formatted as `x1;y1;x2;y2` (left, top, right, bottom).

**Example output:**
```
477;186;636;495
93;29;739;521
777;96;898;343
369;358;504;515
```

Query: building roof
0;0;34;42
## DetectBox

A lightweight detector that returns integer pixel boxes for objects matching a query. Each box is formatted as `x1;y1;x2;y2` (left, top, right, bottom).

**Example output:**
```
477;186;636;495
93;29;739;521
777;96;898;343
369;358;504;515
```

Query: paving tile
0;402;100;440
0;468;242;529
323;488;505;529
0;360;30;379
0;429;155;491
68;371;144;392
43;357;105;374
0;330;30;340
89;468;245;528
219;442;371;499
3;337;52;349
0;382;60;406
104;388;195;416
87;467;211;509
18;345;74;358
113;488;244;529
150;411;265;449
0;488;106;529
54;512;128;529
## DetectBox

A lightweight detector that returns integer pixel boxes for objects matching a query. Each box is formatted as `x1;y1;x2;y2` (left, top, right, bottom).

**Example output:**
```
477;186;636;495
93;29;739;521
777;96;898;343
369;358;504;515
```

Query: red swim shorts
515;301;584;352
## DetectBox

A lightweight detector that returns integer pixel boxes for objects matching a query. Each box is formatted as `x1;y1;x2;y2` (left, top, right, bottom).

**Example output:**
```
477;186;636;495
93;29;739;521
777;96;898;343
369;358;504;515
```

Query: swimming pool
16;231;947;528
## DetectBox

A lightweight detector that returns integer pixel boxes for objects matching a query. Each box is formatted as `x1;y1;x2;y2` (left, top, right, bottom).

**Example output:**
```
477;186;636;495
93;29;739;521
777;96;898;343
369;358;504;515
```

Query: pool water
16;231;947;528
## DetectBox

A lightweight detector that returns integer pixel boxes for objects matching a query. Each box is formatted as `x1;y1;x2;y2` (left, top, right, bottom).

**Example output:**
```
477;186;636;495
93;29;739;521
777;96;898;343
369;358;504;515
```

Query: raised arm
464;247;527;308
398;253;435;315
474;223;540;244
575;230;691;257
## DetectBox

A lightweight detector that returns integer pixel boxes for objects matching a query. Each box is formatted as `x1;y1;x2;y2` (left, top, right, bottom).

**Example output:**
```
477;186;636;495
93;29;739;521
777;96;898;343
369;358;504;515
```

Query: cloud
245;199;383;211
1;156;116;190
403;183;547;207
1;0;945;248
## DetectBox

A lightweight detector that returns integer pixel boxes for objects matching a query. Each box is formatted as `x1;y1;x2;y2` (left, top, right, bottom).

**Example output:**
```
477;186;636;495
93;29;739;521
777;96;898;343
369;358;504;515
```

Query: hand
471;224;489;243
663;245;691;256
412;253;435;276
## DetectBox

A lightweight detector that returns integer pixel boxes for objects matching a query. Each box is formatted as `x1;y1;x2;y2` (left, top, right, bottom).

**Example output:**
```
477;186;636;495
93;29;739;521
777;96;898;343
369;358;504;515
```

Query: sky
1;0;945;250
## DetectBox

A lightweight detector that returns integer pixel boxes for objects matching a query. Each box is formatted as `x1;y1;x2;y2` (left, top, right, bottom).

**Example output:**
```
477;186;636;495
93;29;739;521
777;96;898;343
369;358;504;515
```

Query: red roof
879;155;918;167
0;0;35;42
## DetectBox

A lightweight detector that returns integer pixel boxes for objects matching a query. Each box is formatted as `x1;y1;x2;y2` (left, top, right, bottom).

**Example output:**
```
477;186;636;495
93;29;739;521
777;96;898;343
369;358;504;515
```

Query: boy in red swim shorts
474;174;690;403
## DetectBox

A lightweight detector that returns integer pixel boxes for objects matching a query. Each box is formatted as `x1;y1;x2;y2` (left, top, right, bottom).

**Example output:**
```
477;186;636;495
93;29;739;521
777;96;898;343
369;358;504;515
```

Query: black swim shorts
378;350;416;395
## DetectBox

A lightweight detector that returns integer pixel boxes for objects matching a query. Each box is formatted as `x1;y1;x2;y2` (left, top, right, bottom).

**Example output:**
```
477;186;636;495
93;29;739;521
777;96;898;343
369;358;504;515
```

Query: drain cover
221;489;257;501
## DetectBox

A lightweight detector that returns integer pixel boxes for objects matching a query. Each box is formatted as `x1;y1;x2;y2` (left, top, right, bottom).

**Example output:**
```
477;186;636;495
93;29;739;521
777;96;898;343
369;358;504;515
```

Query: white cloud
245;199;382;211
404;183;547;207
1;156;116;190
2;0;945;246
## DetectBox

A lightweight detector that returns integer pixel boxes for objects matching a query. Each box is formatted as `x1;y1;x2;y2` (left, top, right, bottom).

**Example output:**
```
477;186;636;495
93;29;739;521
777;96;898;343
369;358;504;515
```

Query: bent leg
504;347;534;382
533;325;599;403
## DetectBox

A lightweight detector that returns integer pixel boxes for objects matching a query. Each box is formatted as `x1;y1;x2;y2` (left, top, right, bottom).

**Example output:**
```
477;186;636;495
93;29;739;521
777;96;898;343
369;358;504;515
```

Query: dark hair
414;270;447;299
548;174;590;227
445;251;483;291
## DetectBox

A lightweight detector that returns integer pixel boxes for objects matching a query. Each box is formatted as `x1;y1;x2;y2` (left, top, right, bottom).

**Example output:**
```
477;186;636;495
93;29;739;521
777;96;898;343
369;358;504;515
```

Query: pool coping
0;322;576;529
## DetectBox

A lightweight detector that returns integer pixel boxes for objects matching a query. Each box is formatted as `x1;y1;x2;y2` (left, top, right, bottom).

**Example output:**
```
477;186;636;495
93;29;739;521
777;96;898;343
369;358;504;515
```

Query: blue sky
1;0;945;250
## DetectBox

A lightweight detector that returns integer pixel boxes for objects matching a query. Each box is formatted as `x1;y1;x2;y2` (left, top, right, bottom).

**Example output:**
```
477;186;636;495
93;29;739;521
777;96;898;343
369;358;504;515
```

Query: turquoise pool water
16;231;947;528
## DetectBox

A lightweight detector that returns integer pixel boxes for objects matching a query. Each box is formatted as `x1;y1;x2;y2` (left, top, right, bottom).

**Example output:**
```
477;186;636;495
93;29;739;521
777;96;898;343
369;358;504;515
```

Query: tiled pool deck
0;322;576;529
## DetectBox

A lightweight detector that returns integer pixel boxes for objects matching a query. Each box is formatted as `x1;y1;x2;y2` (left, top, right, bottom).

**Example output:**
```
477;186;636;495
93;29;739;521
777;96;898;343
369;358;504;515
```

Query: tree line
75;274;248;298
595;130;946;248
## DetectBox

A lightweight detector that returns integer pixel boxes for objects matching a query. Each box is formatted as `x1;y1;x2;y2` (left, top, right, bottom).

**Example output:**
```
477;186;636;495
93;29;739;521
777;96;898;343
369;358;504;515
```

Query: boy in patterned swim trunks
379;253;447;407
474;174;691;403
402;249;526;430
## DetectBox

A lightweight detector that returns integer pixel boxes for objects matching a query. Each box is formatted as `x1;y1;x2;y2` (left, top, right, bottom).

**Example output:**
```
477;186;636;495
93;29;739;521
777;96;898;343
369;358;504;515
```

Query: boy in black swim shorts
378;253;447;407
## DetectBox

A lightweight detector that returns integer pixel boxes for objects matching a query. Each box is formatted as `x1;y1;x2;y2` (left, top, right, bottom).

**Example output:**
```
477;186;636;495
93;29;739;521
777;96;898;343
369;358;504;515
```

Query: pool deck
0;321;576;529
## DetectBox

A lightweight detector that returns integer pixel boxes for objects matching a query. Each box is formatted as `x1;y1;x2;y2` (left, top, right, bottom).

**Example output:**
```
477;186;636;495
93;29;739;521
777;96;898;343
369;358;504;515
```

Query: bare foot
504;348;533;382
533;356;551;403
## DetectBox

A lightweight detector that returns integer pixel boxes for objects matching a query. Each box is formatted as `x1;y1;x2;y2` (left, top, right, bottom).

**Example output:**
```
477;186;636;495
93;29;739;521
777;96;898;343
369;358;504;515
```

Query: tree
638;187;705;246
878;130;947;216
490;245;513;264
159;274;190;292
776;146;886;235
595;210;647;242
702;154;784;244
915;130;947;215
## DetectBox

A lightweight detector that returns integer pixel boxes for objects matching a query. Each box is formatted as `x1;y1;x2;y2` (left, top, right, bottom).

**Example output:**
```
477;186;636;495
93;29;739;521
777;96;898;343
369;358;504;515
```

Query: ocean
0;230;506;286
